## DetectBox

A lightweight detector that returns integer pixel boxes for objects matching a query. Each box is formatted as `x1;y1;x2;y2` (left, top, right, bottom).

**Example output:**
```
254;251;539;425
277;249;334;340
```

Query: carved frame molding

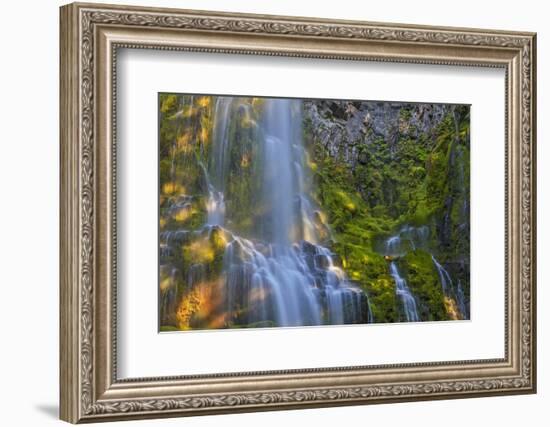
60;2;536;423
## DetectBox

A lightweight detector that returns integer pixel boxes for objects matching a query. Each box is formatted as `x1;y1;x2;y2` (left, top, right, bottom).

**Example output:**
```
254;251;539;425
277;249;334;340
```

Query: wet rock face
304;100;449;169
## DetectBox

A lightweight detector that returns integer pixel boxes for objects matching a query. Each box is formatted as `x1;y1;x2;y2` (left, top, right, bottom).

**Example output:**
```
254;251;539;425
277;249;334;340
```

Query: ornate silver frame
60;2;537;423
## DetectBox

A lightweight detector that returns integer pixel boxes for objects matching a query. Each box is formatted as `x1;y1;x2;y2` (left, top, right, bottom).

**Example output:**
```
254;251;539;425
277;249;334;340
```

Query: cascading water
432;254;467;319
160;95;471;329
169;97;372;328
204;97;234;226
389;262;420;322
384;232;420;322
201;162;225;226
383;224;467;321
456;280;467;318
432;256;452;295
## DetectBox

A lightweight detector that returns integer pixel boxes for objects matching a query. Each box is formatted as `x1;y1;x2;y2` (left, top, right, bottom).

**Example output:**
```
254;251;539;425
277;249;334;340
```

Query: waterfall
383;225;467;321
203;97;234;226
170;97;372;328
209;97;233;191
383;226;424;322
384;225;430;257
223;237;323;326
432;255;452;294
432;255;467;319
200;162;225;226
456;280;467;317
206;186;225;226
388;261;420;322
261;99;297;245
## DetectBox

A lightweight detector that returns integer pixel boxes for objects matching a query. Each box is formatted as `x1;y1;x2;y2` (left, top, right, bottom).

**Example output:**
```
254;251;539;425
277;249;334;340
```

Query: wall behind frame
0;0;545;426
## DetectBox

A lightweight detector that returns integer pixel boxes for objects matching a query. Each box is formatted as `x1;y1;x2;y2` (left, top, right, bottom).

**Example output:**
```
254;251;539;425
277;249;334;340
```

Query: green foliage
398;250;448;321
310;150;401;322
180;228;227;281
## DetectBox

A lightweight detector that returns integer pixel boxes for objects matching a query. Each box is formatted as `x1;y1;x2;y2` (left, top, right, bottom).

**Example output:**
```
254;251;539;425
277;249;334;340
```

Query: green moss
160;94;178;114
400;107;412;121
306;104;470;323
160;196;207;232
309;150;402;322
367;277;400;323
397;250;448;321
222;100;263;237
178;227;228;291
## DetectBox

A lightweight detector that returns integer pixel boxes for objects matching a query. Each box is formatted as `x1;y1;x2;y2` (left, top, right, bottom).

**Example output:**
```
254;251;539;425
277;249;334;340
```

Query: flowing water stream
163;97;372;328
383;225;466;321
383;227;423;322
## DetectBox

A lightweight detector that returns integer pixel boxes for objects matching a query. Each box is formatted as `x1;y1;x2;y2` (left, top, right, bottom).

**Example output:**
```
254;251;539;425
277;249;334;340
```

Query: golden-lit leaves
308;160;318;172
174;207;192;222
336;190;356;212
176;131;196;155
251;97;265;109
196;96;211;108
162;182;184;195
176;281;225;330
369;277;395;293
200;128;209;143
240;115;256;129
184;227;226;260
351;271;362;280
443;296;462;320
159;275;172;292
177;132;192;148
184;240;216;264
209;228;228;251
160;94;178;114
176;285;207;330
240;153;251;167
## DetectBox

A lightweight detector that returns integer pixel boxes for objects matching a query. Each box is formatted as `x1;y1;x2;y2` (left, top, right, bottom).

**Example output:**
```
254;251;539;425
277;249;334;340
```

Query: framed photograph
60;2;537;423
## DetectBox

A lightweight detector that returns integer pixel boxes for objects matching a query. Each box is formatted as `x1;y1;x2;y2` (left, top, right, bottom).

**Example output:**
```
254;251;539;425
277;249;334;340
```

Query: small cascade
431;255;467;319
204;97;233;227
314;246;369;325
383;228;423;322
384;225;430;257
456;280;467;317
432;256;452;295
200;164;225;226
383;224;467;321
209;97;233;190
206;187;225;226
223;238;322;326
169;95;195;184
388;261;420;322
199;162;225;226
